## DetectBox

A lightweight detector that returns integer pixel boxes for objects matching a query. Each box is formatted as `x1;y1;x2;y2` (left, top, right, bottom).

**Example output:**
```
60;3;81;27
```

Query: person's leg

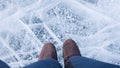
24;58;61;68
0;60;10;68
63;39;81;68
24;43;62;68
68;56;120;68
63;39;120;68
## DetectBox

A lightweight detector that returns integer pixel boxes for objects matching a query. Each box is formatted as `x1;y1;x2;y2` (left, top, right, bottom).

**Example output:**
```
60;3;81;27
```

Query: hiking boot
63;39;81;63
38;42;58;60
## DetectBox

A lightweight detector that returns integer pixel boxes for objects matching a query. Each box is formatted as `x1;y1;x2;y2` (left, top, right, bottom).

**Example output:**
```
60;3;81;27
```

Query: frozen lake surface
0;0;120;67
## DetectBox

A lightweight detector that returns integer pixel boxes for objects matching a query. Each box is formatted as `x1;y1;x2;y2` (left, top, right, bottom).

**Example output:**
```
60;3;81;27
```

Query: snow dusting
0;0;120;68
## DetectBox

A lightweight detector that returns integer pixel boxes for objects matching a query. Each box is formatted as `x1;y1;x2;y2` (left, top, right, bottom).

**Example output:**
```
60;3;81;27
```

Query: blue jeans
24;58;62;68
66;56;120;68
23;56;120;68
1;56;120;68
0;60;10;68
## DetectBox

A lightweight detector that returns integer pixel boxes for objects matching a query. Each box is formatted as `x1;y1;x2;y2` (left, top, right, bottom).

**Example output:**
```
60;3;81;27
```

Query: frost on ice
0;0;120;68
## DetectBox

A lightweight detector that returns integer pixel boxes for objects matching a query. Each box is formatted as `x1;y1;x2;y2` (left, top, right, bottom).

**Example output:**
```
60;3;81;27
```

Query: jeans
1;56;120;68
24;58;62;68
0;60;10;68
66;56;120;68
24;56;120;68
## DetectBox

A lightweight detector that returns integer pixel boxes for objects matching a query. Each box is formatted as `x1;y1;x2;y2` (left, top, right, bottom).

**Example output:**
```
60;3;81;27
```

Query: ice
13;0;38;7
77;0;120;22
0;0;11;11
0;0;120;68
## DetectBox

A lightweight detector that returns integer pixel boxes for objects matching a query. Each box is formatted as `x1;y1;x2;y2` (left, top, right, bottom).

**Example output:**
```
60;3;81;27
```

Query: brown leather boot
63;39;81;63
38;42;58;60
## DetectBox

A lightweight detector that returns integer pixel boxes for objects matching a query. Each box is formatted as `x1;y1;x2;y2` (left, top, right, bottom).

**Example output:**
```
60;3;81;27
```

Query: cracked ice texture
0;0;120;68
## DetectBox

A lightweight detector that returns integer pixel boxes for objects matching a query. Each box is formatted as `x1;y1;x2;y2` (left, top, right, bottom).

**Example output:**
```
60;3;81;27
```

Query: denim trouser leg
0;60;10;68
24;58;62;68
1;56;120;68
66;56;120;68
